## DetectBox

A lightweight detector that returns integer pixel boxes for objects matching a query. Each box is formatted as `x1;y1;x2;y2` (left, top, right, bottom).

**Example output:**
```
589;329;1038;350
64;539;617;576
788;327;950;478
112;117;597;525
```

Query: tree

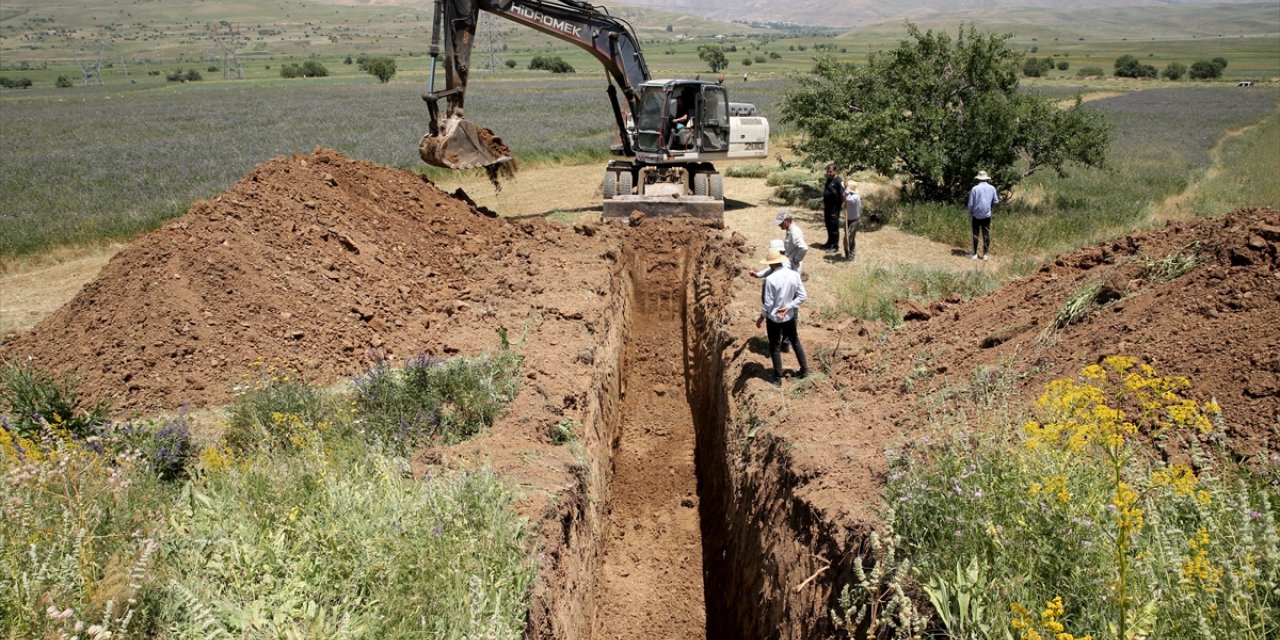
1023;57;1045;77
1188;60;1223;80
778;23;1109;202
697;44;728;73
1161;61;1187;80
1114;54;1157;79
362;56;396;82
1211;57;1228;70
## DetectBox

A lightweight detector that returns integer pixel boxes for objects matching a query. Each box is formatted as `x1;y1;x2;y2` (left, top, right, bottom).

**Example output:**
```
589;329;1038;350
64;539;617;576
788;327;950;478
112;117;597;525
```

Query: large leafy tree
778;24;1109;201
697;44;728;73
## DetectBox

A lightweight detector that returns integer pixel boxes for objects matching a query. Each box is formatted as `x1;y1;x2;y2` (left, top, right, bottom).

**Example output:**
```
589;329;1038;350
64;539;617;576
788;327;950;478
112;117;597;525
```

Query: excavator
419;0;769;220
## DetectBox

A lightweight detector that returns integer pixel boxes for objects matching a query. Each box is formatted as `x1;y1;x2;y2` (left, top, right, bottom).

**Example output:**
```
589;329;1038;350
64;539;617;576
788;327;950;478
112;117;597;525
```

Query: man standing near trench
756;249;809;386
967;170;999;260
820;164;844;250
776;209;808;276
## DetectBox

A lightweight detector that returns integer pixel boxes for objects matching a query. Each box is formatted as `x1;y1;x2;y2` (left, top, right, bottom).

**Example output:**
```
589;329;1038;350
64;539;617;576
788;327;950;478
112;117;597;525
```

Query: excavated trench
527;226;856;639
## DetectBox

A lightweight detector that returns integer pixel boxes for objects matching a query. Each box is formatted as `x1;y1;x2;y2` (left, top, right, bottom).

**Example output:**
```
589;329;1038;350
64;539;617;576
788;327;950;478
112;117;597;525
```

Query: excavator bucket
419;116;517;177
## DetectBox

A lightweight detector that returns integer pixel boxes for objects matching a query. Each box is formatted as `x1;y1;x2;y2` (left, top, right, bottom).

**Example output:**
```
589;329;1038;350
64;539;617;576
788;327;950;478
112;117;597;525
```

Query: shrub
1056;60;1069;71
280;61;329;79
889;359;1277;637
361;56;396;83
0;360;110;440
302;60;328;77
528;54;574;73
165;68;201;82
1115;54;1157;79
1076;66;1105;78
354;348;523;449
0;76;33;88
206;65;218;73
1163;61;1188;81
55;75;73;88
505;58;517;68
1189;59;1225;80
225;365;334;453
742;58;752;67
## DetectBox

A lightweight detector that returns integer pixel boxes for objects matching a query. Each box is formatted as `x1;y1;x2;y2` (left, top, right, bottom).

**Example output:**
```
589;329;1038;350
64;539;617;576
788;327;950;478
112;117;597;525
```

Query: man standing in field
756;249;809;386
821;164;844;250
775;209;809;276
843;180;862;261
967;170;999;260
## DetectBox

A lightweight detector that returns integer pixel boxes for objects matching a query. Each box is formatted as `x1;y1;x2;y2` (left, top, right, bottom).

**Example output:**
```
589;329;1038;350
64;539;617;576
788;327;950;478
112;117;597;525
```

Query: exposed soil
591;239;706;638
3;148;1277;638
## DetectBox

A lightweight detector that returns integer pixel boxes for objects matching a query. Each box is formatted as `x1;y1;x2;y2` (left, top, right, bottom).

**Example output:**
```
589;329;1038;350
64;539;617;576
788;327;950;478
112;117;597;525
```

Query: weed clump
354;349;523;450
888;357;1278;637
0;360;109;440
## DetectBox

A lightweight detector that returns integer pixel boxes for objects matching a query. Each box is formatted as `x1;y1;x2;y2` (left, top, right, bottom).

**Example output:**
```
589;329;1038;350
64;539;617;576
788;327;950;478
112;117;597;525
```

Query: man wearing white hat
775;209;808;276
756;248;810;385
967;170;999;260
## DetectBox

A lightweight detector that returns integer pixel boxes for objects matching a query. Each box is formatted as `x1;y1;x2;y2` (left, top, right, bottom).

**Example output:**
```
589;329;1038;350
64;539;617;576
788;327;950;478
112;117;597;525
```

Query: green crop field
1;0;1277;262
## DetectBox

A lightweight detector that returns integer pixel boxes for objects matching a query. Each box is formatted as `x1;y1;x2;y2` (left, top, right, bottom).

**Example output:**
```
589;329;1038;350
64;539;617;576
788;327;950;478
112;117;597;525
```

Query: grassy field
887;85;1280;268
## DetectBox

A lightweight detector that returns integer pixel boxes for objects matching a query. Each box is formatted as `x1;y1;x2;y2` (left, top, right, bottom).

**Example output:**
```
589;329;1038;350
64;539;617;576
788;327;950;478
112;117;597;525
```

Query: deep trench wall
525;244;633;639
684;242;859;638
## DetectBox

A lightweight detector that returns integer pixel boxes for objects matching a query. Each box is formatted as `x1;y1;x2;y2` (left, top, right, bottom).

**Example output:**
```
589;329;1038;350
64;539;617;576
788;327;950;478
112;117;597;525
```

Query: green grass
1191;109;1280;216
817;264;1001;324
0;356;532;638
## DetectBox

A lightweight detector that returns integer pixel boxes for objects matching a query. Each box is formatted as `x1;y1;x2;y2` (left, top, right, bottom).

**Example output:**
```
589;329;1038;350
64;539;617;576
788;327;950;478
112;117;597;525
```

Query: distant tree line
1022;52;1234;81
1115;54;1228;80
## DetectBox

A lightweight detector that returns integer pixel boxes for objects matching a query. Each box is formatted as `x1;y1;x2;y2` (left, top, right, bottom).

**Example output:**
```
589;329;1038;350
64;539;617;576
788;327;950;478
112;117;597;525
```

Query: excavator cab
633;81;729;156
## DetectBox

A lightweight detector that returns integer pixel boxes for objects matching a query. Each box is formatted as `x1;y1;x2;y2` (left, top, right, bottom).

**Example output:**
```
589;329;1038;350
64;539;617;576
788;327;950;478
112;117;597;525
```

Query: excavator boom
420;0;649;178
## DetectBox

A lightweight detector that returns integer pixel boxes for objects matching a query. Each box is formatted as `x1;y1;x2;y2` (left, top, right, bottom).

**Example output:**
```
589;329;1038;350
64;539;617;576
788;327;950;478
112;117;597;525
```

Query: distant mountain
610;0;1272;28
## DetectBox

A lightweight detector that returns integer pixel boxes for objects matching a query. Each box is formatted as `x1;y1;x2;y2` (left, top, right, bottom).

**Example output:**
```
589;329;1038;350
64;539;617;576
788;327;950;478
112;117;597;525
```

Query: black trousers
766;317;809;376
824;206;841;246
971;216;991;255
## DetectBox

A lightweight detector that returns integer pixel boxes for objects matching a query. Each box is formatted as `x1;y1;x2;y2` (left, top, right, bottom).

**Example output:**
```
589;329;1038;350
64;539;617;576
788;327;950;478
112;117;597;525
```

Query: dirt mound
831;207;1280;459
2;149;615;412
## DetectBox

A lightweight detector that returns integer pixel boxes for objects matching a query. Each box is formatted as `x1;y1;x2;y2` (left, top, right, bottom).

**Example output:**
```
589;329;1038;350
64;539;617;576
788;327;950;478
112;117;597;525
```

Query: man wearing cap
967;170;999;260
756;249;810;385
775;209;808;276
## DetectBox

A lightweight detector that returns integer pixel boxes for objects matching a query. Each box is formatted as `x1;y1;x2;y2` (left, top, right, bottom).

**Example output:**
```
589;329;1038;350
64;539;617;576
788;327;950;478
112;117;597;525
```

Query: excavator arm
419;0;650;177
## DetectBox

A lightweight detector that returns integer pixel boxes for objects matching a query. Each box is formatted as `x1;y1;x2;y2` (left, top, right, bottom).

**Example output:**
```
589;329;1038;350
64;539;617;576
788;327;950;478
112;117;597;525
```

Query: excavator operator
667;92;695;149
